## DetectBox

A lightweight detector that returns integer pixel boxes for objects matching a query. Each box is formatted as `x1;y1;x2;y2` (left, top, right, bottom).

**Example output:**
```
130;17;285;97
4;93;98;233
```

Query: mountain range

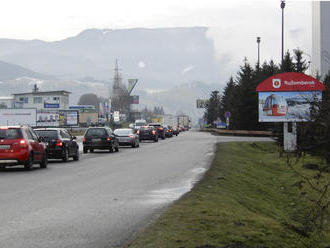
0;27;223;123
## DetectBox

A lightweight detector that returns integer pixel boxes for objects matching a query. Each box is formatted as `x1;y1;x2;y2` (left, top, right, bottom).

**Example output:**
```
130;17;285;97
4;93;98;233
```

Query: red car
0;126;48;170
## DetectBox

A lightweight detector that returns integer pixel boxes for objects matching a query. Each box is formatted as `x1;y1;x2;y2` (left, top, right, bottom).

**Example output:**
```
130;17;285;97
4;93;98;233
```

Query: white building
312;1;330;78
0;96;14;108
12;90;71;110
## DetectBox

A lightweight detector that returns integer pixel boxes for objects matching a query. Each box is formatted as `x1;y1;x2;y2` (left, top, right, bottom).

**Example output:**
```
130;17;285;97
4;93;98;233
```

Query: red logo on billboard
272;79;281;89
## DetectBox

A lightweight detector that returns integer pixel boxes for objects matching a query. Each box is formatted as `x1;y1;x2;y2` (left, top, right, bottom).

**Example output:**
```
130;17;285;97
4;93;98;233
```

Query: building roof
0;96;14;100
12;90;71;96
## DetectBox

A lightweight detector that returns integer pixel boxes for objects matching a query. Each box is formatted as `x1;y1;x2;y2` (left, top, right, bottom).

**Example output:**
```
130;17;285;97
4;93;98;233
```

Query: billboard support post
283;122;297;152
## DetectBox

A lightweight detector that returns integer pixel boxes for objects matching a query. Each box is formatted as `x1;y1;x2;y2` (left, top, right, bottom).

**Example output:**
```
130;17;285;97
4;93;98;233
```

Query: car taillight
56;139;63;147
106;137;111;141
19;139;28;148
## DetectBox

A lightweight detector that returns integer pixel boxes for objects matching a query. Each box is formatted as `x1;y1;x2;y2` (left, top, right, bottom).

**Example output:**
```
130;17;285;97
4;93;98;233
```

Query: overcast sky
0;0;314;79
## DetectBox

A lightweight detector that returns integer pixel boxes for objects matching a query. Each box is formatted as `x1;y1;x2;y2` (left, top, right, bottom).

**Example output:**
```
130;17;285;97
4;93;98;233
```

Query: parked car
83;127;119;153
0;126;47;169
138;126;158;142
34;128;79;162
114;128;139;148
148;123;165;139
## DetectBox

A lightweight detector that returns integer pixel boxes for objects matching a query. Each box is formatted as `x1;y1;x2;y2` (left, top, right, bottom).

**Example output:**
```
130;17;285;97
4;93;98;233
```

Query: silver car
114;128;140;148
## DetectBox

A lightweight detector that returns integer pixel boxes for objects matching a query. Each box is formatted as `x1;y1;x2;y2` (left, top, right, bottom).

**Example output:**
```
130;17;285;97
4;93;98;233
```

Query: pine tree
280;51;295;72
293;49;309;73
204;90;221;126
220;76;237;125
232;58;256;130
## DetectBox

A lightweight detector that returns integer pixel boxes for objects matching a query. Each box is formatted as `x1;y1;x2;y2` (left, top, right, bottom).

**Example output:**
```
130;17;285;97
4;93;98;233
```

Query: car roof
34;128;62;131
0;126;22;129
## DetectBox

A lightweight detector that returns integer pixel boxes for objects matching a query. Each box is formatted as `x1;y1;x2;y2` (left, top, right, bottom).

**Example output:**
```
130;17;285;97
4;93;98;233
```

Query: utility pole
281;0;285;63
257;37;261;68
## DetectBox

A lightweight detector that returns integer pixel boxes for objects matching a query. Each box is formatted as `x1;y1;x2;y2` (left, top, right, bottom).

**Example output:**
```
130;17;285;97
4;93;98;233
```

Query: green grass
126;142;330;248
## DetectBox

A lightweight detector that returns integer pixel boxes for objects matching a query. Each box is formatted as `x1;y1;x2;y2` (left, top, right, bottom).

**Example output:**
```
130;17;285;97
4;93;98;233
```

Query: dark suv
138;126;158;142
148;123;166;139
83;127;119;153
35;128;79;162
0;126;47;170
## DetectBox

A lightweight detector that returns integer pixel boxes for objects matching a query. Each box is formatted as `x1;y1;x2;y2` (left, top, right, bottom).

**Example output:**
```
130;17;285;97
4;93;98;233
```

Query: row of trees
204;49;309;130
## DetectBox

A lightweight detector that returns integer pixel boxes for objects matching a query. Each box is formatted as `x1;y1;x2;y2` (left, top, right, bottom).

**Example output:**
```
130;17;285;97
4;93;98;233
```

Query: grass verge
126;142;330;248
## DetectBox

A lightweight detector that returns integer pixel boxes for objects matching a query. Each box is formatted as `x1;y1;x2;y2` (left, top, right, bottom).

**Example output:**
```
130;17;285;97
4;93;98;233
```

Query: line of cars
0;122;183;170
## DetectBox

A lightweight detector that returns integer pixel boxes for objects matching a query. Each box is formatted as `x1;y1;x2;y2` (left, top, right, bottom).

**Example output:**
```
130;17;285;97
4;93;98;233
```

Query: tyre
62;148;69;162
24;154;33;170
83;147;88;154
115;144;119;152
90;149;94;153
73;148;80;161
40;153;48;168
109;144;114;153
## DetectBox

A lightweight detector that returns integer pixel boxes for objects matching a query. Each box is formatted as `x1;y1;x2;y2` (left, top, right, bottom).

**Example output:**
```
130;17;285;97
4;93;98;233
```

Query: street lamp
281;0;286;63
257;37;261;68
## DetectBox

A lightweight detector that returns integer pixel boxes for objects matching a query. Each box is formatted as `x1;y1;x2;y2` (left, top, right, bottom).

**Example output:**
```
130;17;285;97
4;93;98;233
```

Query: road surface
0;131;272;248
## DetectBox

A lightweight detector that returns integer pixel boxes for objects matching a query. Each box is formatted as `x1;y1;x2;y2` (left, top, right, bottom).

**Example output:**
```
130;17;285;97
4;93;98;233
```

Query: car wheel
83;147;88;154
115;144;119;152
40;153;48;168
24;154;33;170
90;149;94;153
73;148;80;161
161;136;165;140
109;144;114;153
62;148;69;162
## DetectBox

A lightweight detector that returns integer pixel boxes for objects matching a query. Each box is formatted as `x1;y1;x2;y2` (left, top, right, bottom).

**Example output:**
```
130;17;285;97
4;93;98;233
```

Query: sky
0;0;314;80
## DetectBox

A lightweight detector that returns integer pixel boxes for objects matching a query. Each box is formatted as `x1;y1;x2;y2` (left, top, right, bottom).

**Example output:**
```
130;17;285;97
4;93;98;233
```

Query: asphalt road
0;131;272;248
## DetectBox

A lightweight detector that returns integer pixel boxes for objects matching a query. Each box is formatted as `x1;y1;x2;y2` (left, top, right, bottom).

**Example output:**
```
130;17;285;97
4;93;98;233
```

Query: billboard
0;109;36;126
37;110;79;127
257;72;325;122
196;99;208;108
258;91;322;122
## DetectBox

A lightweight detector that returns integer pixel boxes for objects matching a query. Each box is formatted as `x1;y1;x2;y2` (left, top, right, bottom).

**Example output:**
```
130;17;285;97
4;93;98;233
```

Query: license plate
0;145;10;150
92;138;101;142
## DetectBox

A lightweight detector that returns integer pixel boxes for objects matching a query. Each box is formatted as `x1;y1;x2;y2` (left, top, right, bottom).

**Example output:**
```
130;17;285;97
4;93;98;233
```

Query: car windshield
135;122;145;127
85;128;106;137
114;129;132;135
35;130;58;138
0;128;21;139
139;126;151;131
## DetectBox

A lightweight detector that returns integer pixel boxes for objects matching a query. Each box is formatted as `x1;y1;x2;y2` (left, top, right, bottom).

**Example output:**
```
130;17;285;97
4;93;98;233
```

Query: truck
177;115;191;131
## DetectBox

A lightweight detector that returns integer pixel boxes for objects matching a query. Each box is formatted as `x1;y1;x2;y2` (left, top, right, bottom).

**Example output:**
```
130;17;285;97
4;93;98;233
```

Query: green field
126;142;330;248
